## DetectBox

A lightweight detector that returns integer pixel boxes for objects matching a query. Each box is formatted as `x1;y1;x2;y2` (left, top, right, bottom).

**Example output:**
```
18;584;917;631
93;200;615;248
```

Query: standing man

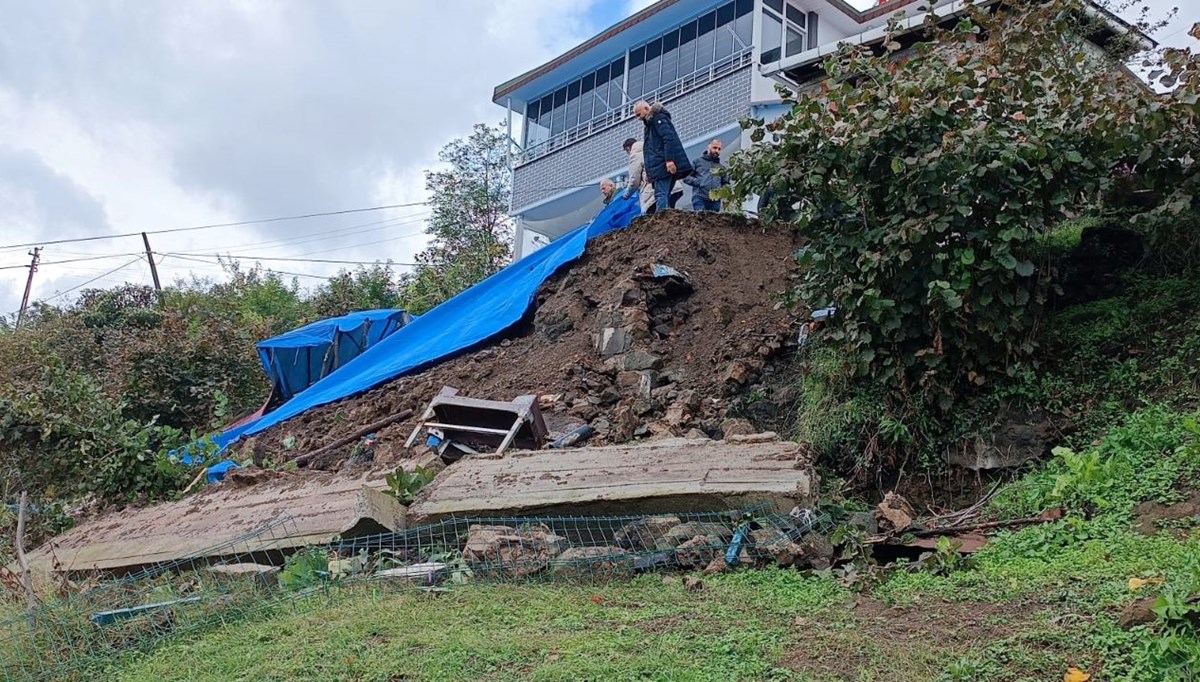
634;100;692;212
684;139;727;212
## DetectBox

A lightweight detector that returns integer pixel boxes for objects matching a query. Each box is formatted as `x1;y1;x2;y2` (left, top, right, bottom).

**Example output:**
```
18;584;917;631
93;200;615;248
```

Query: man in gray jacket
684;139;727;212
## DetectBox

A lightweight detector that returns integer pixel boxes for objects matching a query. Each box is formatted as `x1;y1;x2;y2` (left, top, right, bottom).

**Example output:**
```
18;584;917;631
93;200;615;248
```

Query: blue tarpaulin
212;195;643;451
256;309;413;401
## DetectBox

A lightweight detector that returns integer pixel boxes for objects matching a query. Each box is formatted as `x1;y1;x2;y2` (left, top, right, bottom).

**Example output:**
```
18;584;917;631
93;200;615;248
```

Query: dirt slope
237;212;804;468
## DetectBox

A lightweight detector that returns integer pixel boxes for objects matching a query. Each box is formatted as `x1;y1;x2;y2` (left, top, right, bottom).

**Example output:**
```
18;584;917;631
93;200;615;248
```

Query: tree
400;123;512;313
311;264;404;318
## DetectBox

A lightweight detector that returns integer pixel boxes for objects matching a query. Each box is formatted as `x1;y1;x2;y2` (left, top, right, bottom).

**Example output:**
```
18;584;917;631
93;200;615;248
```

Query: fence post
15;491;38;628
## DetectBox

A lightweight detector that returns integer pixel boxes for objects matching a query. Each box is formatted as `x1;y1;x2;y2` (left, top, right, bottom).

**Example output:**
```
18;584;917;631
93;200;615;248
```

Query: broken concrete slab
24;469;404;576
407;437;817;523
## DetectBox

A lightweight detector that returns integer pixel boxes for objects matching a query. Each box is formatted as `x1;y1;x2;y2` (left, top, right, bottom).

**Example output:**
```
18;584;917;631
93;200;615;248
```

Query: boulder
675;535;721;568
720;418;756;438
750;527;805;567
621;351;664;372
664;521;735;547
722;361;750;384
552;546;634;580
462;524;566;578
875;492;916;534
614;515;682;551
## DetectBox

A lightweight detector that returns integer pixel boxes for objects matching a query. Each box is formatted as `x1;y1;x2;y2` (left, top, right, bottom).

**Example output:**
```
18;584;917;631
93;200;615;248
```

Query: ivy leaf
1065;150;1084;163
960;249;976;265
1014;260;1035;277
891;157;904;174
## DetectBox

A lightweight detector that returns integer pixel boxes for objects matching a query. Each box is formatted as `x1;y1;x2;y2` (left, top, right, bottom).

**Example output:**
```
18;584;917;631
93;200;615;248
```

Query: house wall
511;66;754;212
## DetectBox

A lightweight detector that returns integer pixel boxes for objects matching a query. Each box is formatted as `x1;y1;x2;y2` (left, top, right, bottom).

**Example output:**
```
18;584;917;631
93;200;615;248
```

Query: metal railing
519;47;753;166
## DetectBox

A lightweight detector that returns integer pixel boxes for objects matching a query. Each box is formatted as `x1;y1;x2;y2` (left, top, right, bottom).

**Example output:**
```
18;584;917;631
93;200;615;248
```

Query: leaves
1063;667;1091;682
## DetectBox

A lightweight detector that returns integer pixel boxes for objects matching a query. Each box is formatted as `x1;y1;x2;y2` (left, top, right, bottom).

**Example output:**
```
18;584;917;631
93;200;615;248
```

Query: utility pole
141;232;162;294
15;247;40;329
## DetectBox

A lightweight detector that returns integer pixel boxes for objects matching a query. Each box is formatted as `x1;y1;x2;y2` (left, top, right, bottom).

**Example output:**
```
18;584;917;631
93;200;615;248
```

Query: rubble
552;547;634;579
462;524;566;579
238;213;801;469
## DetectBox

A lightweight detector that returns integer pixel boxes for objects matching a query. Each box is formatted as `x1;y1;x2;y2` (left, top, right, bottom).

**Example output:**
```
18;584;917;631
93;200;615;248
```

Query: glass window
735;0;753;16
696;12;716;69
716;2;735;27
607;56;625;110
660;30;680;86
678;23;697;76
785;25;806;57
734;11;752;48
786;5;806;29
564;81;581;130
715;18;735;61
627;46;645;100
550;87;567;135
643;38;662;96
761;11;782;63
765;0;783;12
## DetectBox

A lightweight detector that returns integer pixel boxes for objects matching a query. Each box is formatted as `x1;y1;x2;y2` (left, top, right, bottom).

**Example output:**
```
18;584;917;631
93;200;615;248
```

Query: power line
164;209;432;256
162;252;417;267
0;201;429;252
160;253;333;280
0;252;143;271
40;257;145;304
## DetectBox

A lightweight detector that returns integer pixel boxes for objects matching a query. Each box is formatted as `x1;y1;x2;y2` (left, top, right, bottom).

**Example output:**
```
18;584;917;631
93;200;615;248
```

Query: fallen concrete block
408;438;818;523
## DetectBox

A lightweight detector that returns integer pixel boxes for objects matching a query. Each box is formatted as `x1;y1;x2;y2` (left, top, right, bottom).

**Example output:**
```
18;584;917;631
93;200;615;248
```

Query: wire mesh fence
0;506;833;681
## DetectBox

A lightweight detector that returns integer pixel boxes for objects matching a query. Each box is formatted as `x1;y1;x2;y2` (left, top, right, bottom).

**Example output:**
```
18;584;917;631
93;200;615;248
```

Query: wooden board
407;437;817;523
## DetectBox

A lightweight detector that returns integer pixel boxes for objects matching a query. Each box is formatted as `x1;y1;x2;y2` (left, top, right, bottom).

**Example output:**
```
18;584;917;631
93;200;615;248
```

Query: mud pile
239;212;804;468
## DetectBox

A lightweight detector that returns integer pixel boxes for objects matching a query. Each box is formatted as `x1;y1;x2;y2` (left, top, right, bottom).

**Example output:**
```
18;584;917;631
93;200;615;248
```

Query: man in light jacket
634;100;692;212
684;139;727;212
622;137;656;214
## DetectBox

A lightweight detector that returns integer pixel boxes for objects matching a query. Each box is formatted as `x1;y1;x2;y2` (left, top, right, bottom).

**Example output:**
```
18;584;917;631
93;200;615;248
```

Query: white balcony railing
519;47;753;166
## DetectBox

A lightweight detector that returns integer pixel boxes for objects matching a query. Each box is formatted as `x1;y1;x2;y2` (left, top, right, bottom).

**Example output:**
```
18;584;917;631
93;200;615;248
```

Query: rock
798;534;836;570
591;418;611;431
722;361;750;384
875;492;916;533
633;424;651;438
595;327;634;356
847;512;880;535
462;524;566;578
720;418;756;438
664;521;734;546
621;351;663;371
616;371;642;388
614;515;682;551
728;432;778;444
683;576;704;592
684;428;709;440
750;527;806;567
633;398;658;416
675;535;721;568
676;389;700;411
637;372;656;400
665;404;690;427
376;562;447;585
703;558;727;574
1119;597;1157;629
552;546;634;580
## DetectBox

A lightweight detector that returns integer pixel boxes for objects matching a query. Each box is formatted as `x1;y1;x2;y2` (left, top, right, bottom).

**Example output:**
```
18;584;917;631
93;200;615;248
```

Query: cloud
0;0;606;311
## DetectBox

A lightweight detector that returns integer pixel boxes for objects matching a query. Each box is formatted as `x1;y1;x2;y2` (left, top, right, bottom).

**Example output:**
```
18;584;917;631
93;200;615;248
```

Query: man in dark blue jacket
634;100;692;212
684;139;727;212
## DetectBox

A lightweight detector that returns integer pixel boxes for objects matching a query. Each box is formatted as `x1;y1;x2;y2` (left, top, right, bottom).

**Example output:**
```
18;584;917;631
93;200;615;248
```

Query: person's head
707;139;723;157
600;178;615;197
633;100;651;120
622;137;637;155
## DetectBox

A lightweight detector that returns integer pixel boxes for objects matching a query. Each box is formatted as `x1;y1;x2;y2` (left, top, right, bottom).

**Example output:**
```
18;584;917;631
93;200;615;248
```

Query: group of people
599;100;728;215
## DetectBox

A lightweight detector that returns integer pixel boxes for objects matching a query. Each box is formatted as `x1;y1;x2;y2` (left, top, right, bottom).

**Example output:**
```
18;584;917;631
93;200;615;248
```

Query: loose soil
237;213;804;469
782;597;1061;681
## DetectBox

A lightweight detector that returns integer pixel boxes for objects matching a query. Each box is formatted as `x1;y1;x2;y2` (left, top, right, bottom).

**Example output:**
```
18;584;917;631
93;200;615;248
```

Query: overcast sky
0;0;1193;317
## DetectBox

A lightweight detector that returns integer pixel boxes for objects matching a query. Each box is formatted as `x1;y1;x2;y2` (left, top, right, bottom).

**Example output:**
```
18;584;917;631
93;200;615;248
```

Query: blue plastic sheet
256;309;412;400
212;195;642;450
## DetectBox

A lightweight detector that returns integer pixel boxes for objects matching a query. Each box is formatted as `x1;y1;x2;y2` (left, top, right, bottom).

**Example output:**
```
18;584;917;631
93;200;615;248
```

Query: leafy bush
727;1;1198;408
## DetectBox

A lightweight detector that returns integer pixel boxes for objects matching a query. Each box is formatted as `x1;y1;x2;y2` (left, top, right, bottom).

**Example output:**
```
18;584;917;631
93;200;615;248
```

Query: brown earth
236;212;804;469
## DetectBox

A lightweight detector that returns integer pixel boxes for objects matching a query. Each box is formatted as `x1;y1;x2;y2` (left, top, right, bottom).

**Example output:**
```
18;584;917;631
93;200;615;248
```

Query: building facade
494;0;928;257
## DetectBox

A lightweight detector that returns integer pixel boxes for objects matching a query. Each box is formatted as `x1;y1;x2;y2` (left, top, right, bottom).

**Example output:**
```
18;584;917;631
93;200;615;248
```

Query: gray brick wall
512;66;753;212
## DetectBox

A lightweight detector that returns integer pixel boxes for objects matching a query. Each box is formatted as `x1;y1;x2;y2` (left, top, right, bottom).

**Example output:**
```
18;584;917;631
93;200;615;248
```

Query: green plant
383;466;436;504
278;548;329;591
